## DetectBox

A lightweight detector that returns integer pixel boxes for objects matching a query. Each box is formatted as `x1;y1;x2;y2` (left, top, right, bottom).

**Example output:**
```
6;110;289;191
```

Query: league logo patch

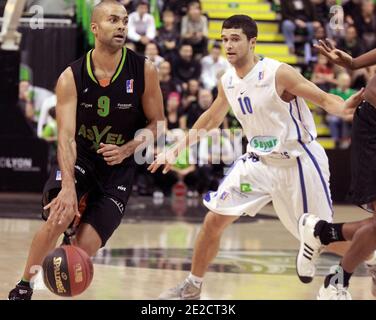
56;170;62;181
126;79;134;93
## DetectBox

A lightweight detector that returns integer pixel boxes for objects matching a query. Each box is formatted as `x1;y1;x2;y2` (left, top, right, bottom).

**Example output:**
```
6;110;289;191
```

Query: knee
76;233;102;257
201;211;232;237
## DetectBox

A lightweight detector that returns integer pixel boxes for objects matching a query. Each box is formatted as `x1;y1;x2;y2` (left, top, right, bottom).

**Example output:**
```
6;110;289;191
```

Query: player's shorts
203;140;333;239
348;101;376;213
42;156;136;246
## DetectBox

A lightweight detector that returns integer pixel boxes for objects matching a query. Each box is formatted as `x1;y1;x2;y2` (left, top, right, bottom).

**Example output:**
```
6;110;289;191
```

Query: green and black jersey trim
86;47;127;85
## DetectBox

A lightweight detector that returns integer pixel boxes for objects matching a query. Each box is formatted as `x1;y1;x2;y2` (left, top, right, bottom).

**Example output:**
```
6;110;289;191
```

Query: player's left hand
97;142;135;166
342;87;365;121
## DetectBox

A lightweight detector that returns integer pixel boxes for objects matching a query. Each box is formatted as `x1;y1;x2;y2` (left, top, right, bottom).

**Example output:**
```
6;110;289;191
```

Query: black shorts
348;101;376;212
42;156;136;246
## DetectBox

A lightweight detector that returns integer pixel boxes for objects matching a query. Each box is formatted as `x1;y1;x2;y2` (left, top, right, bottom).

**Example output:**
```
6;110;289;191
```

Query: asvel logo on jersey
126;79;134;93
250;136;278;153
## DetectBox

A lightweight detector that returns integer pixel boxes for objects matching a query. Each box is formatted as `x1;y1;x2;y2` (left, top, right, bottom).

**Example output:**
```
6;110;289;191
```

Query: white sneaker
296;214;324;283
317;284;352;300
158;279;201;300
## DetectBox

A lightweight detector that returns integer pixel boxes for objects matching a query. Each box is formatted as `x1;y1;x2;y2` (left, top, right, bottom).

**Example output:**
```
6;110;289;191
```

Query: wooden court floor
0;201;374;300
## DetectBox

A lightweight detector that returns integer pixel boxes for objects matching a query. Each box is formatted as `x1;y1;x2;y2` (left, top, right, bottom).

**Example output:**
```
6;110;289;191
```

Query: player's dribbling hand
44;188;80;226
343;87;365;121
147;147;178;174
314;39;353;69
97;142;134;166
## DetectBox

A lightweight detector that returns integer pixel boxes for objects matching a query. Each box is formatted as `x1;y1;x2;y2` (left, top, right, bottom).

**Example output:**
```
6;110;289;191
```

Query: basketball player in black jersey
8;0;164;300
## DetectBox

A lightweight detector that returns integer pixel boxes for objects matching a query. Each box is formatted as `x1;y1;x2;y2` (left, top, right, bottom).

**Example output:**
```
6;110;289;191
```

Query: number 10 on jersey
238;96;253;115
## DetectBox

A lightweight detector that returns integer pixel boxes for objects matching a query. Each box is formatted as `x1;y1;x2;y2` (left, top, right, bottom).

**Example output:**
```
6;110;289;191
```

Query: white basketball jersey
221;57;317;158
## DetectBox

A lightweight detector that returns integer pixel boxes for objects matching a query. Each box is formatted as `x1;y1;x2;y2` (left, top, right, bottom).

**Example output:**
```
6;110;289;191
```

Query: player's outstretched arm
44;67;80;225
315;38;376;70
148;80;229;174
276;63;364;121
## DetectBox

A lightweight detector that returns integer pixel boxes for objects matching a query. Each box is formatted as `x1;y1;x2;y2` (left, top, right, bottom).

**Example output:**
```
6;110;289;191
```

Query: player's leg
8;162;93;300
159;154;272;299
7;188;76;300
75;223;102;256
191;211;239;277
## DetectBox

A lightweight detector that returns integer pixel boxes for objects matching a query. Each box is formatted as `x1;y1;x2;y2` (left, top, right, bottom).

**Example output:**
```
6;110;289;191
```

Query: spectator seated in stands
337;25;365;59
170;42;201;91
181;78;200;112
180;1;208;58
200;42;230;91
182;88;213;129
311;53;337;92
159;60;183;110
127;0;156;53
166;92;185;130
145;42;165;70
156;9;180;61
280;0;321;54
152;129;199;197
353;0;376;51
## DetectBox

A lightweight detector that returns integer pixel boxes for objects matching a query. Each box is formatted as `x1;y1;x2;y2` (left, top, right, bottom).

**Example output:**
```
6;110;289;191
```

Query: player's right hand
314;39;353;69
147;147;178;174
44;188;80;226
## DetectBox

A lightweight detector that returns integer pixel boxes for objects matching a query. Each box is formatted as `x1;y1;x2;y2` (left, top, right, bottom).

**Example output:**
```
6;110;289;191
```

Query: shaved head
91;0;126;23
90;0;129;50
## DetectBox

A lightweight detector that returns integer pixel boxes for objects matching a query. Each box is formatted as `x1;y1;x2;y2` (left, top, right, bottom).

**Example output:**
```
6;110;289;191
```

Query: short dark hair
222;15;258;40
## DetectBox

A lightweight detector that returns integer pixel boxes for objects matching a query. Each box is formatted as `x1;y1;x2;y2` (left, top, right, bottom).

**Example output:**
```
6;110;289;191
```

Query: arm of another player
148;80;230;174
98;60;165;166
43;68;80;225
276;63;364;121
315;39;376;70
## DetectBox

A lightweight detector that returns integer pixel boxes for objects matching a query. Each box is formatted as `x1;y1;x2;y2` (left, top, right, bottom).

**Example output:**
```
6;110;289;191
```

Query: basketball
42;245;94;297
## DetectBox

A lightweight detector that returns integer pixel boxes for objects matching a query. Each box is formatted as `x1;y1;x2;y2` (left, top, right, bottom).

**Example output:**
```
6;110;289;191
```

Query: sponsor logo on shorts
117;185;127;192
240;183;252;193
74;165;86;175
230;187;249;199
108;197;125;214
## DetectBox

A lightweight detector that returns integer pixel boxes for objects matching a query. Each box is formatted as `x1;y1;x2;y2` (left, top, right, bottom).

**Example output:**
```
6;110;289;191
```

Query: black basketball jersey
70;47;147;165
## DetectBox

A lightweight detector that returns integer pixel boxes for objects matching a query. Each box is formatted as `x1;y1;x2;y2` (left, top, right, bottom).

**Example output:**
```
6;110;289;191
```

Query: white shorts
203;141;333;239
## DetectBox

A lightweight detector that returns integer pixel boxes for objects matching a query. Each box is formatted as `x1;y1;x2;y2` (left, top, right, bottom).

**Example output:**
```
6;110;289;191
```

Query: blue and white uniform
203;57;333;239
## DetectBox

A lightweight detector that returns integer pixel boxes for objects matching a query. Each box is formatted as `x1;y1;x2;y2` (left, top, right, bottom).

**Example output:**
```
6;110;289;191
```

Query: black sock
18;279;31;288
314;220;345;245
324;264;353;288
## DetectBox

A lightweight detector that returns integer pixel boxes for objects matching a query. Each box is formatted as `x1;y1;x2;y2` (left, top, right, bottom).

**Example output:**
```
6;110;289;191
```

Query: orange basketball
42;245;94;297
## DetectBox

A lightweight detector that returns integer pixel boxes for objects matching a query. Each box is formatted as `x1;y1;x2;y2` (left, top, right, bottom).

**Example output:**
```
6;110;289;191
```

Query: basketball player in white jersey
148;15;364;299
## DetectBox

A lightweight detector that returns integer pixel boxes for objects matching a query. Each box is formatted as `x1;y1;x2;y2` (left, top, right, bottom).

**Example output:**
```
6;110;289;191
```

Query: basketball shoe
296;214;324;283
159;278;201;300
317;283;352;300
8;283;33;300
